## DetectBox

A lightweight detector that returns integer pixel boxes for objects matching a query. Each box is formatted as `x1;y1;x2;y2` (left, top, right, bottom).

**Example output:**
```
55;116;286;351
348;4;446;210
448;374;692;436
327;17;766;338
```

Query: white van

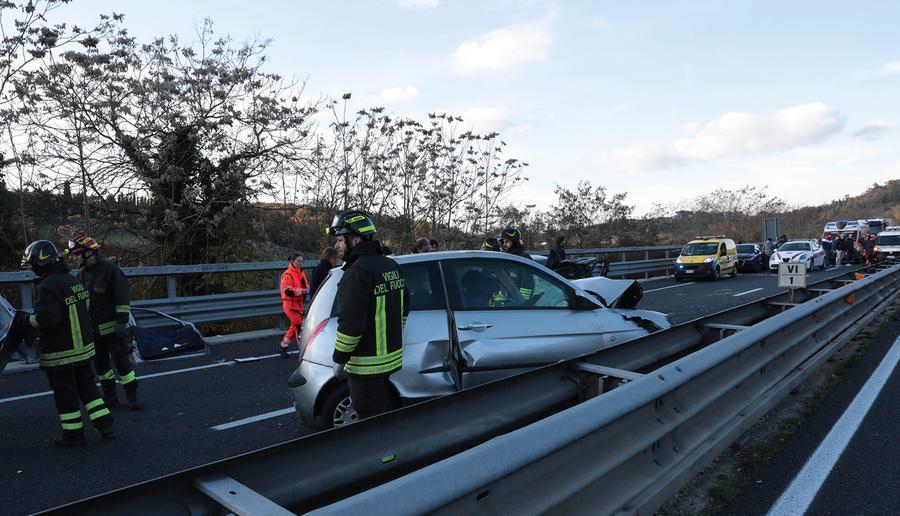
875;226;900;259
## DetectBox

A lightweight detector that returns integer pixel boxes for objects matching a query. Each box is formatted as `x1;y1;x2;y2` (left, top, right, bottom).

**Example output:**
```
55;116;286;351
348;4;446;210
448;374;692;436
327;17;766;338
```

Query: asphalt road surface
0;265;861;514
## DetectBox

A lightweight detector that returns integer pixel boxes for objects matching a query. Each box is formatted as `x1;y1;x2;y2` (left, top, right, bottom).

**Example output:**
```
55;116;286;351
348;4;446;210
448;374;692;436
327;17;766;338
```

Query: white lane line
733;287;764;297
0;351;295;405
767;336;900;516
645;283;692;293
826;267;837;271
210;407;295;431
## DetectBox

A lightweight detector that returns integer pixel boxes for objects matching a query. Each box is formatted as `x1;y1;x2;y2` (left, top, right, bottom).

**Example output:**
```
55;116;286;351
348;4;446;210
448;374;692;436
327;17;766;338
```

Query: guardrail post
166;275;177;299
19;282;32;310
645;250;651;279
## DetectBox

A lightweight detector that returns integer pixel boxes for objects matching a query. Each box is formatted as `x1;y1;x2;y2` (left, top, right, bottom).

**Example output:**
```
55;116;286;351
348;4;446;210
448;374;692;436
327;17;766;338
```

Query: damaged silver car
288;251;670;429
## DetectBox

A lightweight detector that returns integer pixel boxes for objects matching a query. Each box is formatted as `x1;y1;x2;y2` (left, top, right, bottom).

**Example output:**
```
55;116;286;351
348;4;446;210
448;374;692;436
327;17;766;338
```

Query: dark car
736;243;766;272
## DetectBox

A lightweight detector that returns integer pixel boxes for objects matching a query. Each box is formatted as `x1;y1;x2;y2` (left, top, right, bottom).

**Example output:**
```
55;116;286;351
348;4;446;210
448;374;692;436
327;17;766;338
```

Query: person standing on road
326;210;409;419
412;237;432;254
545;235;567;270
68;235;141;410
309;247;338;298
834;235;846;267
12;240;114;446
279;253;310;359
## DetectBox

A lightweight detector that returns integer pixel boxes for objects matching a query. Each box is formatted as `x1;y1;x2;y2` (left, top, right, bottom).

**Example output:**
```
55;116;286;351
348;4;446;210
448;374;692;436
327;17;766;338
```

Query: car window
444;259;570;310
399;262;445;311
877;235;900;245
736;244;756;253
719;243;726;255
682;243;719;256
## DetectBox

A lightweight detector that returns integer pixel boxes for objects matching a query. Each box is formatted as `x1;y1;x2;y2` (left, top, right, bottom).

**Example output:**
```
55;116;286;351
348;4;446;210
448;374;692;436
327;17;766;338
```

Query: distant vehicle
875;226;900;259
736;243;766;272
288;250;670;429
769;240;827;271
866;218;894;235
822;220;868;242
673;236;738;281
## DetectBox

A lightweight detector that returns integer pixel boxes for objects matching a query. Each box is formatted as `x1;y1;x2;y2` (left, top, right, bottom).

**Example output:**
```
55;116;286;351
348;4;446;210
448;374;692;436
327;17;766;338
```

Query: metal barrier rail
48;261;898;515
0;245;682;325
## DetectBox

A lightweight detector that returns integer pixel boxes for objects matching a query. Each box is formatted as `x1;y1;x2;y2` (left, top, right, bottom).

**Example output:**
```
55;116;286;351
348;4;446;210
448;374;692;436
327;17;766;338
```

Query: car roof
389;250;538;265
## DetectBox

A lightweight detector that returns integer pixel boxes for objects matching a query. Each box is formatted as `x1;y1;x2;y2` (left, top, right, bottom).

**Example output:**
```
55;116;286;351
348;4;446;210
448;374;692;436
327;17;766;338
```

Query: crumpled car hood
572;276;643;309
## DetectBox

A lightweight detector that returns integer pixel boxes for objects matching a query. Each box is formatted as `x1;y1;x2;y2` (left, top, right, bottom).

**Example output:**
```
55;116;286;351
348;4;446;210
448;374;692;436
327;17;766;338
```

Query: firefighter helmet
67;234;100;255
326;210;378;238
21;240;62;270
481;237;502;251
498;226;523;247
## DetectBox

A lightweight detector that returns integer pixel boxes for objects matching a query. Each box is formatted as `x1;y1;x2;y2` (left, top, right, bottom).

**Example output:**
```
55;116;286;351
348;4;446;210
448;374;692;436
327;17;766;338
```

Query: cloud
880;61;900;76
455;106;511;132
590;17;609;30
854;120;896;140
397;0;440;7
451;15;554;74
593;103;846;171
369;85;420;104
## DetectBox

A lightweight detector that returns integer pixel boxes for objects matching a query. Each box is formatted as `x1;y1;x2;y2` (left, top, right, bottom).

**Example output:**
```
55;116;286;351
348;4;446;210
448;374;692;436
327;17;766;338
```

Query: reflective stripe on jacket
31;267;96;370
78;257;130;336
332;240;410;376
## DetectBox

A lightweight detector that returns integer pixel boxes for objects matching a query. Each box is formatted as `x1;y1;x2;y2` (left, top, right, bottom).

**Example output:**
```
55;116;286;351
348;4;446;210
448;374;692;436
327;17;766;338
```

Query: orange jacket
281;263;309;315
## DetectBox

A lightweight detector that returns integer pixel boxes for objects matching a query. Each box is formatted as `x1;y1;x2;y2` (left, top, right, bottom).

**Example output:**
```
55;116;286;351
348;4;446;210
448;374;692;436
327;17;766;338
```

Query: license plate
685;270;695;274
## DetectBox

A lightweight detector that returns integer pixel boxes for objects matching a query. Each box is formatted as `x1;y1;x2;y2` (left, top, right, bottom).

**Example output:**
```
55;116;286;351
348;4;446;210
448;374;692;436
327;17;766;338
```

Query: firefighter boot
124;382;142;411
54;431;86;447
101;379;119;407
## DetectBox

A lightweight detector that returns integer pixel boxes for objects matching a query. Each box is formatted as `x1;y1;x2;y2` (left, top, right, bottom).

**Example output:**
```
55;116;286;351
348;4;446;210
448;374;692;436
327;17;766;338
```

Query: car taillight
301;318;330;362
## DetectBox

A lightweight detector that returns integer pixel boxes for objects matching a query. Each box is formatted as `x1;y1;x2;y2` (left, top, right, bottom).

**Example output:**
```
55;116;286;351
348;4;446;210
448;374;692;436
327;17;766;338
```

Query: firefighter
12;240;114;446
279;253;310;358
481;236;502;251
67;234;141;410
498;226;535;300
326;210;410;419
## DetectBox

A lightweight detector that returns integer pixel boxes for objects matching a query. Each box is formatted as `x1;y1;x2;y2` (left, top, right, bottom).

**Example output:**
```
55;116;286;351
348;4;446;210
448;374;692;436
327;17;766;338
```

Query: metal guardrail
48;261;900;514
0;246;681;327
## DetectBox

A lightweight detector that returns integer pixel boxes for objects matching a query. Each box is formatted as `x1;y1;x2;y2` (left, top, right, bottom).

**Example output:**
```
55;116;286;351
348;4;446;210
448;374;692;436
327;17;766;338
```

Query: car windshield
779;242;810;252
736;244;756;253
877;235;900;246
682;243;719;256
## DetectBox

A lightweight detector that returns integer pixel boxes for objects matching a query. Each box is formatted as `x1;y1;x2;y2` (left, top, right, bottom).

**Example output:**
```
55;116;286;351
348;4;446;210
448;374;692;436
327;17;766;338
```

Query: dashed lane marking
767;335;900;515
733;288;764;297
0;351;296;405
210;407;295;431
644;283;692;293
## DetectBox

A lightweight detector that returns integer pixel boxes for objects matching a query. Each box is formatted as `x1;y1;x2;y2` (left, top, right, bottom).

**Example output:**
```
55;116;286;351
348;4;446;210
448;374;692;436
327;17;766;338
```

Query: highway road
0;266;860;514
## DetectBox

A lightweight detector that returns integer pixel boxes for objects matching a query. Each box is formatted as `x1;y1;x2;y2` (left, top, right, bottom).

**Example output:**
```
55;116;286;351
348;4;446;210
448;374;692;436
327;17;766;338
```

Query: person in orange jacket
280;253;310;358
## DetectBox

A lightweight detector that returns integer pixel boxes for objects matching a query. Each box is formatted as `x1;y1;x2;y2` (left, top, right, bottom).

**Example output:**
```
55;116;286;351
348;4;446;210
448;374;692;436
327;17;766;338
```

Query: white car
288;251;671;429
769;239;827;271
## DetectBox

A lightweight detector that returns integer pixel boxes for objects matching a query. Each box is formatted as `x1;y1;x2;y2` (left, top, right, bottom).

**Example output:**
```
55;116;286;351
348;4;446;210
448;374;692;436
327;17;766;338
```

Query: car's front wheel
712;266;721;281
314;382;358;430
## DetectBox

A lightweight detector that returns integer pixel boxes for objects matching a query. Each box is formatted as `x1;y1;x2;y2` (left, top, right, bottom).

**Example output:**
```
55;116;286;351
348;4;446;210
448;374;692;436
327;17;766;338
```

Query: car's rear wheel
314;382;357;430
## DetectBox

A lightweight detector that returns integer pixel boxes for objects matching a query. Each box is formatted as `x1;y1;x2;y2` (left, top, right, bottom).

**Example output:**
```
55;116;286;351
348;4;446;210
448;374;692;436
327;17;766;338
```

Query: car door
441;257;614;389
388;261;456;399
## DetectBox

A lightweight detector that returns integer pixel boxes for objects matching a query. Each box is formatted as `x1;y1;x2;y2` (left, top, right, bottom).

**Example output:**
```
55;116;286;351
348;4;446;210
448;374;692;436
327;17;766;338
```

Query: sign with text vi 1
778;262;807;288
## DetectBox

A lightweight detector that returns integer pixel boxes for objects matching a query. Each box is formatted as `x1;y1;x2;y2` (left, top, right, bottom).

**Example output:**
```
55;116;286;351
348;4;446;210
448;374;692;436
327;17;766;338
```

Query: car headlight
675;257;683;264
703;257;715;263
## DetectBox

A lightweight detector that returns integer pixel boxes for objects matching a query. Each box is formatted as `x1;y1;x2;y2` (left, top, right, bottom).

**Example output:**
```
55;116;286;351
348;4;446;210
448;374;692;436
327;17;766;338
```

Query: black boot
101;379;119;407
126;393;142;411
54;433;86;447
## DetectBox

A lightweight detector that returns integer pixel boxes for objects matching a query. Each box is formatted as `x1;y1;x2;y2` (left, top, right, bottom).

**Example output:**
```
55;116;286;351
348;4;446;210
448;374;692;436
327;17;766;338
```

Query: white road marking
0;351;295;405
767;336;900;516
826;267;837;271
644;283;692;293
733;288;764;297
210;407;295;431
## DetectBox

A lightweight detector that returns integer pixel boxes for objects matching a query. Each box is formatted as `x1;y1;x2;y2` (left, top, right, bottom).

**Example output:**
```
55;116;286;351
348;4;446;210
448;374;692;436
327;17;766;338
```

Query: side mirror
571;293;600;311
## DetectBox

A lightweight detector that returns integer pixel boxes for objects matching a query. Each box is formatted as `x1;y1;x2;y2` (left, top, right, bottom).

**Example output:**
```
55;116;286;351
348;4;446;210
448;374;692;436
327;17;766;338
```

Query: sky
53;0;900;215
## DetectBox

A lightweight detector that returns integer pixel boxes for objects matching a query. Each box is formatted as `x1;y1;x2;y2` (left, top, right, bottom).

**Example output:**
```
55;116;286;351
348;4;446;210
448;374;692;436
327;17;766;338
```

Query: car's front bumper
674;262;715;278
288;360;334;425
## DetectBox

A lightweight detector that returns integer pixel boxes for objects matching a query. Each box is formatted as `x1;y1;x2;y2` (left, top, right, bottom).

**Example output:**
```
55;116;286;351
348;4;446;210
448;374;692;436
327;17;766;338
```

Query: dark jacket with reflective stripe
78;257;130;336
332;240;410;376
31;266;95;370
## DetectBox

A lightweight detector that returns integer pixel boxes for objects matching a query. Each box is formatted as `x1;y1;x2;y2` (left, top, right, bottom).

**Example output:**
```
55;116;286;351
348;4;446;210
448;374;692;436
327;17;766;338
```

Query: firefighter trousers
347;373;397;419
46;363;113;439
94;332;137;401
